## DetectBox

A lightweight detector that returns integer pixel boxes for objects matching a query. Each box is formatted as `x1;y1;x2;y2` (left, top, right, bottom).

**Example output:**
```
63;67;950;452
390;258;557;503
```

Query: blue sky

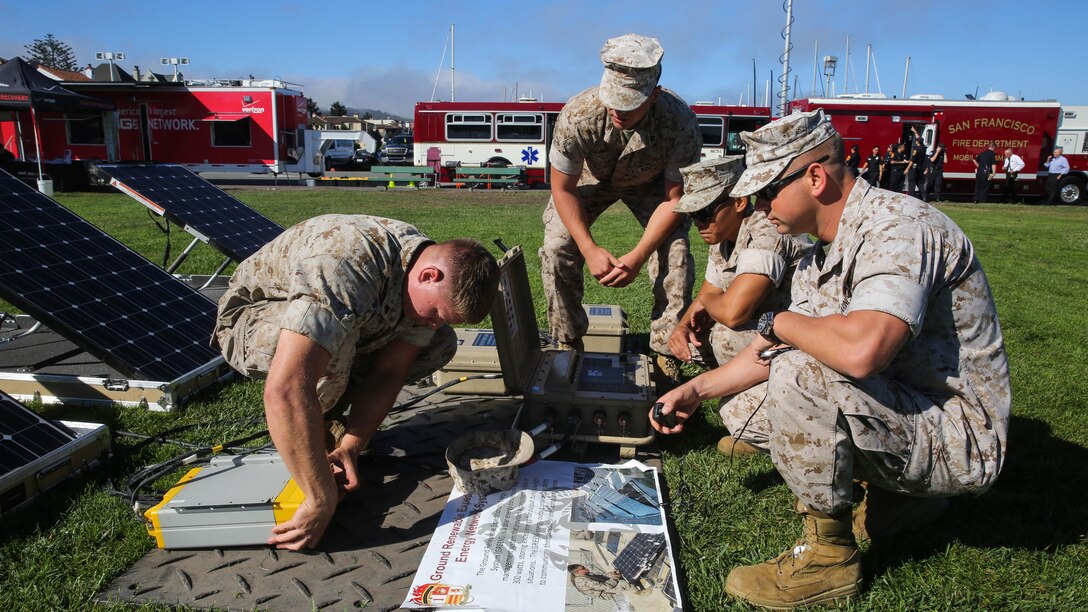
3;0;1084;118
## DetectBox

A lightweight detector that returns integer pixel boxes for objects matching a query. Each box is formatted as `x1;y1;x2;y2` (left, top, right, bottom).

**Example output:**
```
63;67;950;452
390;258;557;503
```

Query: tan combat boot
725;500;862;609
716;435;761;457
654;354;684;392
853;483;949;544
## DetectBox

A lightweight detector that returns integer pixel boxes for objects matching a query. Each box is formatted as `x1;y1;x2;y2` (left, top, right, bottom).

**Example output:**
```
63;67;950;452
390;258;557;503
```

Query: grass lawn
1;186;1086;610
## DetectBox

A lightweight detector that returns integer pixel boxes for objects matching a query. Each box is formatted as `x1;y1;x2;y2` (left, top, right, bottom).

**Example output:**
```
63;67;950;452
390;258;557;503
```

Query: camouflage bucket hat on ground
598;34;663;111
675;155;746;213
445;430;535;497
729;109;837;198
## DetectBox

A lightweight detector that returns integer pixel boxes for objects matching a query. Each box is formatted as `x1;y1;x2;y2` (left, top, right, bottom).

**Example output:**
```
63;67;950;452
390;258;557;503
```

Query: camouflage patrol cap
598;34;663;111
674;156;746;213
729;109;837;198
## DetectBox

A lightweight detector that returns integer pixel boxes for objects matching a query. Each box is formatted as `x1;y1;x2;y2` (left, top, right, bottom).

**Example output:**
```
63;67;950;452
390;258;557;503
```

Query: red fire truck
413;100;771;186
788;95;1077;203
1056;105;1088;203
0;77;322;188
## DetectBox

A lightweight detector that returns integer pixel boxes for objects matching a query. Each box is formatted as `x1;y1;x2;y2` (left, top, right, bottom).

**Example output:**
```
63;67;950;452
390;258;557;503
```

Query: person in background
845;144;861;177
860;145;882;186
973;142;997;203
651;110;1010;609
1044;146;1070;205
1002;148;1026;203
909;132;928;199
880;144;895;189
923;143;947;202
887;142;910;193
213;215;499;549
539;33;700;388
666;155;809;457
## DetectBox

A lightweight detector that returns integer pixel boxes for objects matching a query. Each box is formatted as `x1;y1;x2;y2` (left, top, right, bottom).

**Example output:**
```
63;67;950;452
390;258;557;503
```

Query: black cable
146;209;170;268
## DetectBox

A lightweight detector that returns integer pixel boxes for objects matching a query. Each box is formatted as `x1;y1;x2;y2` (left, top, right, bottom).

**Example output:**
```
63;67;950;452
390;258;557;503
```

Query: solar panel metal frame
0;169;224;382
94;163;284;263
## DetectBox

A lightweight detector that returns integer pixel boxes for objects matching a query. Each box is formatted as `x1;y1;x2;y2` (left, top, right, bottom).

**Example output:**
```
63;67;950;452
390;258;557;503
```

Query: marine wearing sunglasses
756;154;831;201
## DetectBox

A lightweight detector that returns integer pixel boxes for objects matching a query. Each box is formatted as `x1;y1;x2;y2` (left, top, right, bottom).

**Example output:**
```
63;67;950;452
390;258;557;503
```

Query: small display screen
577;356;637;394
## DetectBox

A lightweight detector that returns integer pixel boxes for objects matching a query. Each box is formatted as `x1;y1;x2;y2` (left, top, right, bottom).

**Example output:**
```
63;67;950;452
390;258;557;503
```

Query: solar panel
0;391;73;474
0;170;222;381
95;164;284;262
613;533;666;582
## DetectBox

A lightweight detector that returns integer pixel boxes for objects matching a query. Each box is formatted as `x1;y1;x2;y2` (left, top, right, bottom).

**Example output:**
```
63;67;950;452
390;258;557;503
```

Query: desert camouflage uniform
731;181;1011;516
213;215;457;412
688;210;809;369
541;86;701;354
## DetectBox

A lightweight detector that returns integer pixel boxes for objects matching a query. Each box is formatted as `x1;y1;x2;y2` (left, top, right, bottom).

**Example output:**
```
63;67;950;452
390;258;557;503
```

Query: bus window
496;113;544;141
726;118;763;155
446;113;492;141
698;115;724;147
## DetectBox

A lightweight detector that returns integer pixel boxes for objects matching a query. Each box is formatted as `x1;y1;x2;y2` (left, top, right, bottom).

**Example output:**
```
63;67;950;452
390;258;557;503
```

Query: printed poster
403;459;682;611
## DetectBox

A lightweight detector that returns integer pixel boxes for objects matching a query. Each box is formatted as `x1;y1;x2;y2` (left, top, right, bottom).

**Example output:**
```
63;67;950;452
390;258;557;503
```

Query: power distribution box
144;453;304;549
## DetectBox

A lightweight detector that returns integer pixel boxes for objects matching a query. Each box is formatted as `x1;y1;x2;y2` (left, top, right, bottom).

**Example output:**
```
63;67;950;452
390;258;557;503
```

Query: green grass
1;187;1086;610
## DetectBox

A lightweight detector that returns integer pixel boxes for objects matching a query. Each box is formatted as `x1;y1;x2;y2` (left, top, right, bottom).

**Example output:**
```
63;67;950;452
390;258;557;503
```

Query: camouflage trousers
215;301;457;413
539;183;694;355
723;350;991;516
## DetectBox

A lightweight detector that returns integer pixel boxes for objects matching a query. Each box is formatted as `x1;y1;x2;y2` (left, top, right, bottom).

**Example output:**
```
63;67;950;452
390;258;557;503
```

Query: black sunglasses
756;154;830;201
687;201;724;224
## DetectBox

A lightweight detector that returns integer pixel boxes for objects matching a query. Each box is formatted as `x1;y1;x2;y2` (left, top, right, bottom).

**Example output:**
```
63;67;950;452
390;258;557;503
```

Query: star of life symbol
521;146;539;164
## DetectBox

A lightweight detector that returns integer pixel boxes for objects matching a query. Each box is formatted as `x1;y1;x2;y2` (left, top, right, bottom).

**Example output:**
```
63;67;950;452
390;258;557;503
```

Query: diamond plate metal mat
96;388;660;611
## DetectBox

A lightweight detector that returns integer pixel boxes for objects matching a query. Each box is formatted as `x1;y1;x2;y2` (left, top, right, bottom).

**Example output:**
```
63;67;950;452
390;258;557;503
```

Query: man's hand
667;322;700;363
584;245;624;281
268;495;335;550
648;384;702;435
599;252;644;287
327;444;361;498
688;299;712;331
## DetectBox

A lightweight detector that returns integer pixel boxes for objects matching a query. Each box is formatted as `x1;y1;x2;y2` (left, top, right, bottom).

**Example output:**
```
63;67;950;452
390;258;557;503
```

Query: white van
324;139;356;169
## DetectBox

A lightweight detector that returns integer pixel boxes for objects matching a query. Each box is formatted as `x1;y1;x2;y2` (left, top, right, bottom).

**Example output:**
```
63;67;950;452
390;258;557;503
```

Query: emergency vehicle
788;94;1078;203
1056;106;1088;204
0;77;334;188
413;100;771;186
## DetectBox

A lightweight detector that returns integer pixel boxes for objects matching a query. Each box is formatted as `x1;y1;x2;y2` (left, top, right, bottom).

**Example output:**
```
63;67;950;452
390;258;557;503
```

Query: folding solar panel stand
0;169;234;411
492;247;657;458
92;163;285;280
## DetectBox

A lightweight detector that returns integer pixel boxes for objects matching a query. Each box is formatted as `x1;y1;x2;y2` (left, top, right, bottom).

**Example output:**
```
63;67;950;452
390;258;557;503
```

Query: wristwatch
757;311;779;343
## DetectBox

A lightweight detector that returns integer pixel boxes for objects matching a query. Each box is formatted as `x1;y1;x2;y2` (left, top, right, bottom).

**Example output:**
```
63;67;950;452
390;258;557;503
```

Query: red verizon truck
1;77;321;188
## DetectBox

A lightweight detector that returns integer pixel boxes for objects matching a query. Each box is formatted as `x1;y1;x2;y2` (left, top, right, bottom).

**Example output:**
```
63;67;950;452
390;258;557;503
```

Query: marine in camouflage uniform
215;215;456;411
213;214;498;551
540;34;700;356
652;110;1011;608
669;157;809;454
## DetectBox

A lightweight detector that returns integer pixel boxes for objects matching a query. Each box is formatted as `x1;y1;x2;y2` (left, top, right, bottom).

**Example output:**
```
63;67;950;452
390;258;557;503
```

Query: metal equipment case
493;247;656;457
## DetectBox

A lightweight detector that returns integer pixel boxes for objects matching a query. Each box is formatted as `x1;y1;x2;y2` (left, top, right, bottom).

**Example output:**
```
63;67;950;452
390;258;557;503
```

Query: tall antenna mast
778;0;794;116
450;24;456;102
864;43;871;93
901;56;911;99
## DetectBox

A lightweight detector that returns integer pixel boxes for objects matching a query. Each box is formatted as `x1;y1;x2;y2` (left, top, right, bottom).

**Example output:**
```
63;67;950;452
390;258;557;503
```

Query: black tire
1059;176;1086;205
485;157;512;168
307;172;322;178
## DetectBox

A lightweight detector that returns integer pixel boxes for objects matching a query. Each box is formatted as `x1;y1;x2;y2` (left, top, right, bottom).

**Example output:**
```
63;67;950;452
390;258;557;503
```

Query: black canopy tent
0;57;113;183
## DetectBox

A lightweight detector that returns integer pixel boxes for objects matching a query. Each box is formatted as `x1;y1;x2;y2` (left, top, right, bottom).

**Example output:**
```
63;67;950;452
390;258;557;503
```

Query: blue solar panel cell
0;171;222;381
96;164;283;262
0;392;73;473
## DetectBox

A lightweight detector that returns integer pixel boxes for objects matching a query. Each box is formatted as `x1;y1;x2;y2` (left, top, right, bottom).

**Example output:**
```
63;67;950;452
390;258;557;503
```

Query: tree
305;97;320;116
362;112;373;121
24;34;77;71
329;101;348;117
